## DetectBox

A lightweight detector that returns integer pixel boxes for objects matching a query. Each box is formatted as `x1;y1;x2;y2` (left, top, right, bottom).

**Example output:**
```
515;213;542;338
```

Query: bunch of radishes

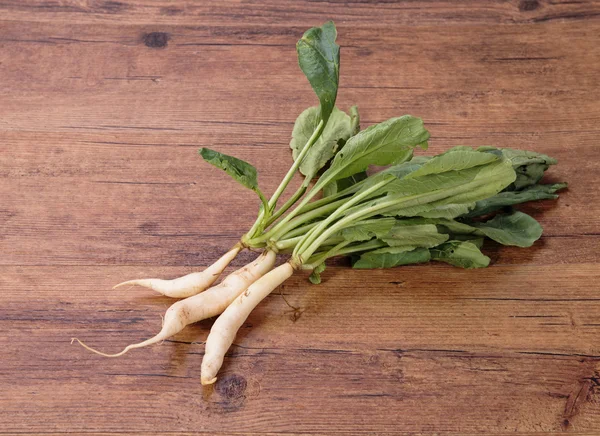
74;22;565;385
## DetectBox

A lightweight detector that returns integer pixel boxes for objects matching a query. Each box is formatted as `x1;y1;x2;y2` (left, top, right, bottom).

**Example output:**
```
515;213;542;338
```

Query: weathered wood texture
1;0;599;434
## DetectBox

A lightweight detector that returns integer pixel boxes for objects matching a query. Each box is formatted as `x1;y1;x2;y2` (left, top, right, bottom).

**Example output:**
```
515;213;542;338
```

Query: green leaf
486;147;557;168
297;21;340;124
199;148;261;192
318;115;430;185
406;148;499;179
446;159;519;204
309;262;327;284
410;211;543;248
335;218;397;242
199;148;268;211
381;223;449;248
320;105;363;196
479;147;558;190
471;211;543;247
353;247;431;269
514;164;549;190
380;159;516;218
463;183;567;217
430;240;490;269
290;106;353;178
336;158;514;225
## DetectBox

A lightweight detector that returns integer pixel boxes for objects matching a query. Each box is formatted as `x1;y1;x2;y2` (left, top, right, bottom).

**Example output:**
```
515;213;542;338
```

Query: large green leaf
479;147;558;190
335;157;514;228
318;115;429;186
472;211;543;247
493;148;557;168
386;156;508;198
446;159;518;204
353;247;431;269
406;148;499;179
430;240;490;269
418;211;543;247
378;159;516;218
463;183;567;217
290;106;353;178
297;21;340;124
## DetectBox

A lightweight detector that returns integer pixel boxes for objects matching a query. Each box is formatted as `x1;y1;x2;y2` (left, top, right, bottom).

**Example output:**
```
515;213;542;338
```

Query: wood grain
1;0;599;434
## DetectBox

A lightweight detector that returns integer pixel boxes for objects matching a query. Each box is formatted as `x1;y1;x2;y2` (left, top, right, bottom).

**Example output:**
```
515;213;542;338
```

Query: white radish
73;250;277;357
201;262;295;385
113;244;242;298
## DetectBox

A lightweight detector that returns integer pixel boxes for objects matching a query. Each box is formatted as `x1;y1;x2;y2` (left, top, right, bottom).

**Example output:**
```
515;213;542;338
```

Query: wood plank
1;0;599;434
1;0;600;26
1;264;599;433
1;20;598;132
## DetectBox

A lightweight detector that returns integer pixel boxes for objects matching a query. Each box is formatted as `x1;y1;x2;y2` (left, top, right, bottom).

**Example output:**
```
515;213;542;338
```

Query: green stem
245;120;324;240
280;220;320;240
274;236;303;251
269;120;323;209
260;179;330;242
335;239;387;256
304;240;350;269
264;229;344;253
294;183;358;215
304;239;386;270
258;190;270;220
244;190;271;239
293;178;393;257
251;197;348;245
265;182;308;227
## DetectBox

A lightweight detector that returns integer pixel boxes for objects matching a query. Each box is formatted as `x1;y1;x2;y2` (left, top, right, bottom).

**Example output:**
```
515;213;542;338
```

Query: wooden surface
1;1;600;434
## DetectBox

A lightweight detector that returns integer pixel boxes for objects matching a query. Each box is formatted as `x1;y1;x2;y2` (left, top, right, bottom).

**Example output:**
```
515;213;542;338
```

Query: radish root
113;244;242;298
74;250;277;357
201;262;295;385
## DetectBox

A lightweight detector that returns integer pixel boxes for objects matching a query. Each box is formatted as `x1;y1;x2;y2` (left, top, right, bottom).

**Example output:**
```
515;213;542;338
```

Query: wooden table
2;1;600;434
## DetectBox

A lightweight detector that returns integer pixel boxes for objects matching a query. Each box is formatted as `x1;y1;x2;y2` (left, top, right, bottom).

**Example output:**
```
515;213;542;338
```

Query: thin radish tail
112;243;243;297
71;335;166;357
113;278;155;290
71;314;179;357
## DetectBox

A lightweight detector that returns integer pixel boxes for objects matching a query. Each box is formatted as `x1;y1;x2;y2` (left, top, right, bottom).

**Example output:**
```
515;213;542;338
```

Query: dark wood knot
519;0;540;12
143;32;170;48
215;374;248;400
